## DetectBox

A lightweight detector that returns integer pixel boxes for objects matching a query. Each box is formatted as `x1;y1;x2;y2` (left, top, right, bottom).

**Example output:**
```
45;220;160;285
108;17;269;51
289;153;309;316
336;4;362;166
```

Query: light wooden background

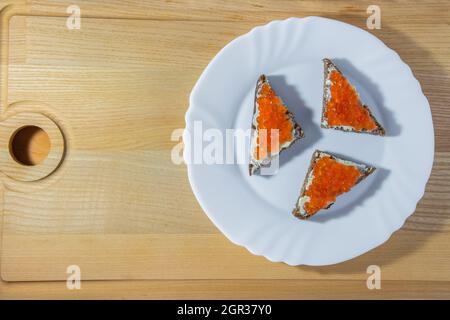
0;0;449;299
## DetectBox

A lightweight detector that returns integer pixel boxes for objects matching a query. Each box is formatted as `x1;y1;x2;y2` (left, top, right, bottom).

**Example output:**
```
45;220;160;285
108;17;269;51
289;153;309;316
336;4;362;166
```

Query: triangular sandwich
322;58;385;135
249;75;304;175
292;150;375;219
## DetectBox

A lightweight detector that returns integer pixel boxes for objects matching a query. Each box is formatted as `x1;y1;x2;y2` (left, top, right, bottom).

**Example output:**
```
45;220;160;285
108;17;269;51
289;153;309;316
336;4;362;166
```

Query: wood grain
1;279;449;300
0;0;449;299
2;230;450;282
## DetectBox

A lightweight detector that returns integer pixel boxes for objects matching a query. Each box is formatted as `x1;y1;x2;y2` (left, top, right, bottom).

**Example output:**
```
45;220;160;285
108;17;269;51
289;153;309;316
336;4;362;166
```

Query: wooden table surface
0;0;449;299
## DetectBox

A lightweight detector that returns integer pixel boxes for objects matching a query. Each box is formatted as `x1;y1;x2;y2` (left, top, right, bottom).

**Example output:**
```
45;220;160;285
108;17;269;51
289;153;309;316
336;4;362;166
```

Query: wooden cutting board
0;1;449;287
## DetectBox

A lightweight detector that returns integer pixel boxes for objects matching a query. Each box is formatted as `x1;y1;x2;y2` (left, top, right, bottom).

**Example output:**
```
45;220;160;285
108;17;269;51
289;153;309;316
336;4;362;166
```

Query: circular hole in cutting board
9;125;51;166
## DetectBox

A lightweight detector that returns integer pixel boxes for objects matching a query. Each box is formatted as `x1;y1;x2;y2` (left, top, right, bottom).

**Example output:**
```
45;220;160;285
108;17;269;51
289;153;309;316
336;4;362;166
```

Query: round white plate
184;17;434;265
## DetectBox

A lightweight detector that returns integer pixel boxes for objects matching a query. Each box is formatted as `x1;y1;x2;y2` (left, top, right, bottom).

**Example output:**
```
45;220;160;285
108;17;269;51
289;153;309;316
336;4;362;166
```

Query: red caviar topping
254;83;293;160
304;157;362;215
325;71;377;131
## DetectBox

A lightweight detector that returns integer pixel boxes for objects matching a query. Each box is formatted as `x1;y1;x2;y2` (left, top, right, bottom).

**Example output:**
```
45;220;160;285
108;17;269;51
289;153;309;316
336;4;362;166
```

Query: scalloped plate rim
184;16;435;266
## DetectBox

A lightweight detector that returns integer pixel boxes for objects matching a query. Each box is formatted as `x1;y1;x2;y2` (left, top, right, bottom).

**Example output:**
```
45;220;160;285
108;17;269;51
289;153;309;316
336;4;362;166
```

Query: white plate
184;17;434;265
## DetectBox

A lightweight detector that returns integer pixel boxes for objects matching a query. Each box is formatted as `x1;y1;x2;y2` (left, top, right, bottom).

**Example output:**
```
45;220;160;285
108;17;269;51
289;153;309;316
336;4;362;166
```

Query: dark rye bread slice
249;75;304;175
322;58;385;136
292;150;376;220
